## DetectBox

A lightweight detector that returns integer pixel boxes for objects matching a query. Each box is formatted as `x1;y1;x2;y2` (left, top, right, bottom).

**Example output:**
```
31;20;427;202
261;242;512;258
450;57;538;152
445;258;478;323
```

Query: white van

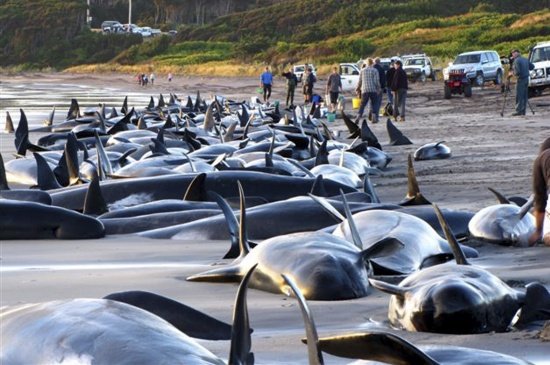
529;41;550;96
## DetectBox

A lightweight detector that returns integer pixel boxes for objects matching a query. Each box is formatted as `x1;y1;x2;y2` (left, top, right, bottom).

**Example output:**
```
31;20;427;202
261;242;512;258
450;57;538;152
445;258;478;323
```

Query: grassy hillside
3;0;550;75
68;6;550;77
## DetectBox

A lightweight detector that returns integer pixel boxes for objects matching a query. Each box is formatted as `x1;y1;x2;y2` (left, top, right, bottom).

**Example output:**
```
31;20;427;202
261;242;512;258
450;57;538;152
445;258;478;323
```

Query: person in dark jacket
509;49;530;116
529;137;550;246
391;60;408;122
373;57;387;110
385;59;396;104
282;67;298;109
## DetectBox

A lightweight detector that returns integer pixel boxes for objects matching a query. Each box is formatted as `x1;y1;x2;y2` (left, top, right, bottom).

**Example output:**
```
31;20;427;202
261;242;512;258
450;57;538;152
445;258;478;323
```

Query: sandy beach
1;72;550;364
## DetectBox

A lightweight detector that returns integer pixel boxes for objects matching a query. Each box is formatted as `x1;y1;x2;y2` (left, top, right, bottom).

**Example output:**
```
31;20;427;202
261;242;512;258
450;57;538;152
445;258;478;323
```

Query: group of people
355;57;408;123
257;47;532;120
260;64;317;109
137;72;155;87
136;72;174;86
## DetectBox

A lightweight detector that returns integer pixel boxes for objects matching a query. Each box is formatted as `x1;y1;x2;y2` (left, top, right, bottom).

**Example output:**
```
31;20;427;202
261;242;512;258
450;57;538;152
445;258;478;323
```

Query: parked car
139;27;152;37
446;50;503;86
529;41;550;96
101;20;124;33
402;54;436;82
293;64;317;82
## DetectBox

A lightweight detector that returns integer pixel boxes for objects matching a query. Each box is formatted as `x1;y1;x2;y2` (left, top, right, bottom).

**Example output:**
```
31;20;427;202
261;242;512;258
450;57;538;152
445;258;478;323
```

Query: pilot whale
369;205;550;334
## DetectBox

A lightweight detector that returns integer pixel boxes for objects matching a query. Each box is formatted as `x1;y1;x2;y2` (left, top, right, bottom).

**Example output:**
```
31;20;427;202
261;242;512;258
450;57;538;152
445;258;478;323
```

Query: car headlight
530;68;544;78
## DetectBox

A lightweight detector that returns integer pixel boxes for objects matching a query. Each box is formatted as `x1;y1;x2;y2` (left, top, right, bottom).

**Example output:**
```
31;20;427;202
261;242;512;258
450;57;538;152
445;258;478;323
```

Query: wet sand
1;72;550;364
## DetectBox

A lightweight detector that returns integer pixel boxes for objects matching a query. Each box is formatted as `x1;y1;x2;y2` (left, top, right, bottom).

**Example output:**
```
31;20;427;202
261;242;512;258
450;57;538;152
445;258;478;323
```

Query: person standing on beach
509;49;530;116
150;72;155;85
282;67;298;109
326;66;343;113
303;66;316;104
385;59;396;105
168;72;173;82
529;137;550;246
373;57;387;111
391;60;408;122
260;66;273;103
355;58;381;123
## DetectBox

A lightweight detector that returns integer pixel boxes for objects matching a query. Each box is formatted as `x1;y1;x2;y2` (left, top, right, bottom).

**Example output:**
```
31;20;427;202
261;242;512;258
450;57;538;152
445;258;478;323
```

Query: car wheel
444;84;451;99
494;70;502;85
475;72;484;87
464;84;472;97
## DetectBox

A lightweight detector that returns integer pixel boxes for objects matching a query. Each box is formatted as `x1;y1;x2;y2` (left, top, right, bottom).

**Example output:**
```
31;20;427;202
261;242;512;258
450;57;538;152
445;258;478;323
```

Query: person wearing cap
529;137;550;246
509;49;530;116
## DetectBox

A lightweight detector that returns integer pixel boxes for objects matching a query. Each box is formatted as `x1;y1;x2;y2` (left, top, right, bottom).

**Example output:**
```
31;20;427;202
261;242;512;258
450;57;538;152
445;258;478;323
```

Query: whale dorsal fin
65;133;81;186
15;109;29;156
308;193;345;222
121;96;128;115
67;98;80;119
229;264;256;365
341;111;360;138
488;187;511;204
400;154;431;206
203;103;215;133
0;153;10;190
386;118;413;145
183;173;207;201
517;195;534;220
363;170;380;203
282;274;324;365
210;187;250;260
83;171;108;216
104;290;232;340
310;175;328;197
433;203;469;265
340;190;363;250
317;332;438;364
34;152;62;190
5;111;15;133
315;140;329;166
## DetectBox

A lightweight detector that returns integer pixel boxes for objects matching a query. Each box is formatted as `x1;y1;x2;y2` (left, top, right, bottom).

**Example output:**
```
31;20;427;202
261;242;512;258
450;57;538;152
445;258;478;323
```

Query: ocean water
0;81;154;128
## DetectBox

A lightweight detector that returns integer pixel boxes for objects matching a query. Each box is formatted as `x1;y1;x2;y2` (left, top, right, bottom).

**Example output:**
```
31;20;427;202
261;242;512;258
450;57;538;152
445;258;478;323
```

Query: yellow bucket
352;97;361;109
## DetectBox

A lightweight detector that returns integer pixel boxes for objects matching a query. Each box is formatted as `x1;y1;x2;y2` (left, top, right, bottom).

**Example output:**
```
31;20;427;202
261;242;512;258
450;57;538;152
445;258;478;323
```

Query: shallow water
0;81;153;128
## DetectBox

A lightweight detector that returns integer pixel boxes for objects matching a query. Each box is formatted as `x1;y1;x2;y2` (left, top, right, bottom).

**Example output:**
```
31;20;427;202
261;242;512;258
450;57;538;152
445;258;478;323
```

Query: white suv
529;41;550;96
446;50;503;86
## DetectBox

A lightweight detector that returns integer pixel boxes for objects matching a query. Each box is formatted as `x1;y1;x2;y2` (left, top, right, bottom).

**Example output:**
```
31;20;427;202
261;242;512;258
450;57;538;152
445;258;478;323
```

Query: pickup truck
529;41;550;96
402;54;436;82
339;63;361;92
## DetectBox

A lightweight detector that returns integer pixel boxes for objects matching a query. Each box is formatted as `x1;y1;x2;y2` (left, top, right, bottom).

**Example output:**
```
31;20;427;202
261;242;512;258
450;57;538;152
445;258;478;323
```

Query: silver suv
447;50;503;86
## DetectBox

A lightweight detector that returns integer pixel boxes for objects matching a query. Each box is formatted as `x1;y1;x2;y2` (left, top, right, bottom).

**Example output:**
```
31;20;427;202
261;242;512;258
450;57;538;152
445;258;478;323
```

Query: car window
481;53;488;63
454;54;481;64
405;58;424;66
530;46;550;63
